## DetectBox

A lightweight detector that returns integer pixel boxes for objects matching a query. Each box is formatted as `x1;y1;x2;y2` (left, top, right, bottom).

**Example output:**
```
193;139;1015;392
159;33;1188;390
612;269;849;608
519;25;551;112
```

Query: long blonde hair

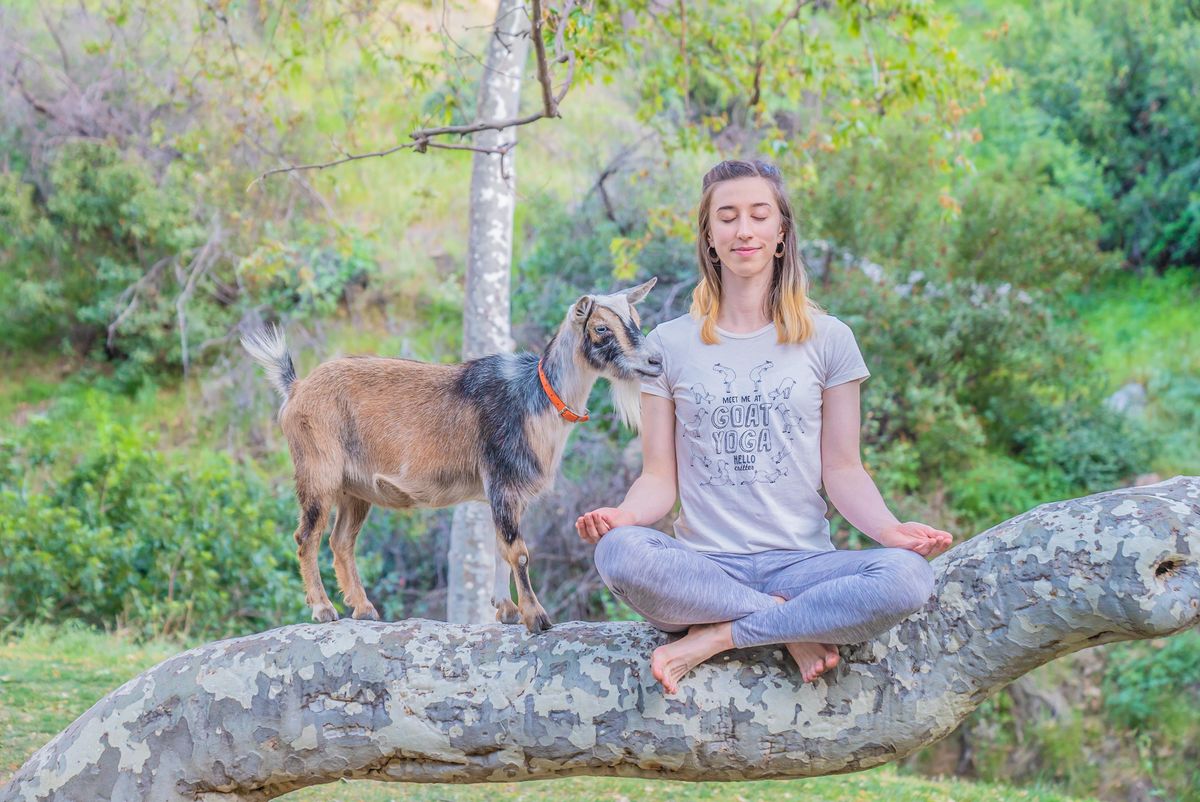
690;159;822;345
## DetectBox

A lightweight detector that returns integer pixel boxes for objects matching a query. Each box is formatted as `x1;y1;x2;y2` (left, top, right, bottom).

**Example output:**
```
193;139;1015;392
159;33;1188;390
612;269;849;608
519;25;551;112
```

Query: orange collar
538;359;589;423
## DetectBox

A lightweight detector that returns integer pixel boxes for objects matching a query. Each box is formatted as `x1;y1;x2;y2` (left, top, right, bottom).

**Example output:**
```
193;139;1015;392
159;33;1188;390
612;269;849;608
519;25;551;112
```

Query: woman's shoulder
810;311;857;340
647;313;699;343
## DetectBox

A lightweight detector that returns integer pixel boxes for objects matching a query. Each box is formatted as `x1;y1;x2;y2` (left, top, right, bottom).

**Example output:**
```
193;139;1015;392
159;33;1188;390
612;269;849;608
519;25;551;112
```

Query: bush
0;390;304;639
1104;631;1200;733
1000;0;1200;268
801;117;1117;292
0;140;380;386
1103;632;1200;800
943;452;1062;534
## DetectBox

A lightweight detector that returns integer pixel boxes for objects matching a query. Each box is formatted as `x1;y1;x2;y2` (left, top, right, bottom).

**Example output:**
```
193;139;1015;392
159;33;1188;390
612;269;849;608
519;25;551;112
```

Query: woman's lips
733;247;760;255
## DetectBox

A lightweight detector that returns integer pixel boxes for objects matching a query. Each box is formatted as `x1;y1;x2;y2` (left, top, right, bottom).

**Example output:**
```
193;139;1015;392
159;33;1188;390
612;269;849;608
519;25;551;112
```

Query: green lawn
1072;267;1200;477
0;623;1093;801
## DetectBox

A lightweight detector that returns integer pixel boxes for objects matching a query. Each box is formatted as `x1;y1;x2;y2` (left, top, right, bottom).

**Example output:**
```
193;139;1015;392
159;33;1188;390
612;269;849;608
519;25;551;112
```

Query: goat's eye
595;325;610;334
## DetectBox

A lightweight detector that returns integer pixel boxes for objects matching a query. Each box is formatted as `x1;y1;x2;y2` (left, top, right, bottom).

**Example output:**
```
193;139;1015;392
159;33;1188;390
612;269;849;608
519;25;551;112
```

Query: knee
593;526;656;589
882;549;936;613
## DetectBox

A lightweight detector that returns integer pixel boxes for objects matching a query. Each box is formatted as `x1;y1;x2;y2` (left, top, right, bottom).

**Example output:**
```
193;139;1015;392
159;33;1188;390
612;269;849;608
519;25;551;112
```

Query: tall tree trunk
4;478;1197;801
447;0;533;625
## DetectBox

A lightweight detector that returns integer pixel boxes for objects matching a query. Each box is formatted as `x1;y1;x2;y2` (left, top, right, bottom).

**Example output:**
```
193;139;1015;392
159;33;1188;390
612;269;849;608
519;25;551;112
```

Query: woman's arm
576;393;678;544
821;381;953;557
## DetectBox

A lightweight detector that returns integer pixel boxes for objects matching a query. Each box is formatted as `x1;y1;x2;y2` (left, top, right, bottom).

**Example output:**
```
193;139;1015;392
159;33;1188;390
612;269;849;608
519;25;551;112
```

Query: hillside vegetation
0;0;1197;799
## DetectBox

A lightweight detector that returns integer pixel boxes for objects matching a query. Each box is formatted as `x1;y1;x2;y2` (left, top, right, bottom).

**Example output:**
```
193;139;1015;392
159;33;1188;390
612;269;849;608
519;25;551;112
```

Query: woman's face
706;176;785;281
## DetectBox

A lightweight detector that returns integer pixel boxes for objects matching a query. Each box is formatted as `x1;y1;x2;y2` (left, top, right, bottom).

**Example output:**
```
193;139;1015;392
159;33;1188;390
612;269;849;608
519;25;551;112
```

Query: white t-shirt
641;312;870;554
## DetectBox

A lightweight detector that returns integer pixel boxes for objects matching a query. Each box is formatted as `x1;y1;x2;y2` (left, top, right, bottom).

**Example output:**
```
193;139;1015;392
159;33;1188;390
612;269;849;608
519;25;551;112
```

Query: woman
575;159;953;694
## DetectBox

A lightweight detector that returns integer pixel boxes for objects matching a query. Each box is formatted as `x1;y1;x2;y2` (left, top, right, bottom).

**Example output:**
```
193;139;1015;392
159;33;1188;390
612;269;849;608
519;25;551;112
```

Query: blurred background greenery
0;0;1197;799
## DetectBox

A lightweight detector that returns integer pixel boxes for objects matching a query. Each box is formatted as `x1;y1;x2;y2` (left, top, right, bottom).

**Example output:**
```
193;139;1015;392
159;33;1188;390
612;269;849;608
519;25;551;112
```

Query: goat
241;278;661;633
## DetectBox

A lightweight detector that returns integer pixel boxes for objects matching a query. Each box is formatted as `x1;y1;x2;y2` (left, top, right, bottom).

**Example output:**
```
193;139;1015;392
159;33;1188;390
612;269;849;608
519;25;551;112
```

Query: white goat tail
241;325;297;402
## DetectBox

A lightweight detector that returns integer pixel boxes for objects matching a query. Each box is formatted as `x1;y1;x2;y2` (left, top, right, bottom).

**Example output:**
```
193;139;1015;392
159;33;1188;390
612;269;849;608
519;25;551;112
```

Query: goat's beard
610;377;643;431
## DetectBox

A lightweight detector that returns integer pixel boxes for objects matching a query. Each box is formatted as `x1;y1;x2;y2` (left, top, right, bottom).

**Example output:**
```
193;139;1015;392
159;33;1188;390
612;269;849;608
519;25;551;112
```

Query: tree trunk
447;0;533;625
4;477;1198;802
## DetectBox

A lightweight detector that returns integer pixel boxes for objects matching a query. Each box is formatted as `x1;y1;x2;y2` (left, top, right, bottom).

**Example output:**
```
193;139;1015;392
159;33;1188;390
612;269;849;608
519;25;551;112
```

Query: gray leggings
593;526;935;649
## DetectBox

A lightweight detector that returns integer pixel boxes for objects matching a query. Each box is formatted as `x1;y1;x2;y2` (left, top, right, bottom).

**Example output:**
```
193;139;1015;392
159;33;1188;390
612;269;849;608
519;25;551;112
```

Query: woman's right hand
575;507;635;544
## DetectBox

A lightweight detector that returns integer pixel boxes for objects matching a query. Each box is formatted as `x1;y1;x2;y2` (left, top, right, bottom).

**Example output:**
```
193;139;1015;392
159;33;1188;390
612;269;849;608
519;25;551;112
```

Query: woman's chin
721;262;772;280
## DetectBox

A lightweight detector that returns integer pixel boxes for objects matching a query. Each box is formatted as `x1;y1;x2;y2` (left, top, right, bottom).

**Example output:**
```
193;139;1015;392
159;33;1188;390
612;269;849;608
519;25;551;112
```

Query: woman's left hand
876;521;954;558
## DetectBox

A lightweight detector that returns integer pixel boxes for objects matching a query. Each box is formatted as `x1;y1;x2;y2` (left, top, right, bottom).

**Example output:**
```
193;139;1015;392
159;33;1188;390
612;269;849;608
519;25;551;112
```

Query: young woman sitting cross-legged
576;159;953;694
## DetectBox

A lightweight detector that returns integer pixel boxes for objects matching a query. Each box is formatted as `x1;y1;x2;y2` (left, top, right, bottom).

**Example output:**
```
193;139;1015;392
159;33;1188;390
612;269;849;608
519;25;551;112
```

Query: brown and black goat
241;278;661;633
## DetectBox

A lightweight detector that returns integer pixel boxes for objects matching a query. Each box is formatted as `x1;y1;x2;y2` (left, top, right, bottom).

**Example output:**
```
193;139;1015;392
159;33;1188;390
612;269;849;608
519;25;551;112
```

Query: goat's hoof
522;609;553;634
494;599;521;625
312;603;339;623
352;605;380;621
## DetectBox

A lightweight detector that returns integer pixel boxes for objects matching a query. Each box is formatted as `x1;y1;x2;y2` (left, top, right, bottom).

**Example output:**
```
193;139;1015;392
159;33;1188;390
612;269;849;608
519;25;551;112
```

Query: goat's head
569;277;662;381
563;277;662;429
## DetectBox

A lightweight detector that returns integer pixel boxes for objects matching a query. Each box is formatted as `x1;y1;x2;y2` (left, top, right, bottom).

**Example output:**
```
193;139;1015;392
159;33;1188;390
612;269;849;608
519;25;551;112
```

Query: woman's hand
876;521;954;558
576;507;636;544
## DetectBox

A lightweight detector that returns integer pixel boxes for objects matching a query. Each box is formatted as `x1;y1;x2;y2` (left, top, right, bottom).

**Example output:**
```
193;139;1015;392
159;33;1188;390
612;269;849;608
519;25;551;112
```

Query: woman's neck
715;270;772;333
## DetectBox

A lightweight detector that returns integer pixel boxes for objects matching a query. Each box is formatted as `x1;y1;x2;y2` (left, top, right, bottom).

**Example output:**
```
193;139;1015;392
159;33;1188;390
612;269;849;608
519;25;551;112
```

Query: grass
1073;268;1200;385
0;623;1095;801
1070;267;1200;477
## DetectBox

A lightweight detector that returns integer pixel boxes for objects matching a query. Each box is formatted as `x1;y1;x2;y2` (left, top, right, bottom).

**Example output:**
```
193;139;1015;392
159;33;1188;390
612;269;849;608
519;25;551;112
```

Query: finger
583;515;600;542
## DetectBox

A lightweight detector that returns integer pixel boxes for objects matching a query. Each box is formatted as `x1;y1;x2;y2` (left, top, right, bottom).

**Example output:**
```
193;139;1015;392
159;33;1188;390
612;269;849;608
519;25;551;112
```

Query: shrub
1000;0;1200;268
0;141;380;386
0;390;304;639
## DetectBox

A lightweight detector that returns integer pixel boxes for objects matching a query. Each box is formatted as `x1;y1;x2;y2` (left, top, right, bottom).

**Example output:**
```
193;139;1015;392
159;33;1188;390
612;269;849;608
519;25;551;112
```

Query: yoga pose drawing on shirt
576;159;953;694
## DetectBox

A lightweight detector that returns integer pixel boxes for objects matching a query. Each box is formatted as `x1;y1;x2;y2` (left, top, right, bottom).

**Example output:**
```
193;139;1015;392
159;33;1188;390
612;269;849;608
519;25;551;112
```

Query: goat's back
280;356;484;506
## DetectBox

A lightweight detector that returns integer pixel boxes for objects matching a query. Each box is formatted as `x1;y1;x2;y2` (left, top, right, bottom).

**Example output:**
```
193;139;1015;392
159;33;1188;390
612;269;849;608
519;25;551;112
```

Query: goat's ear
573;295;594;322
623;276;657;305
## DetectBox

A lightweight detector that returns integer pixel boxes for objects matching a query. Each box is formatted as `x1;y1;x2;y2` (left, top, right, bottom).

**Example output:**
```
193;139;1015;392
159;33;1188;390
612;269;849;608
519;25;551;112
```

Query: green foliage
1102;633;1200;800
1069;267;1200;477
824;271;1155;512
1104;632;1200;732
0;140;380;385
943;452;1055;533
616;0;1004;161
0;390;303;639
999;0;1200;268
0;143;198;355
802;117;1118;292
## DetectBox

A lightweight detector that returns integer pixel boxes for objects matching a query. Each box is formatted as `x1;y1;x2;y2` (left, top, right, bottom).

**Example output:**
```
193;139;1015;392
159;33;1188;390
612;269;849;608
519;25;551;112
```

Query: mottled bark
4;477;1198;802
447;0;532;625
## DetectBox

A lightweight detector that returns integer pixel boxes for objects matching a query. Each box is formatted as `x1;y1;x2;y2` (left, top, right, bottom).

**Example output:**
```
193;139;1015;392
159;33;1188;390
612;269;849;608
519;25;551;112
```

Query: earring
707;245;721;265
775;241;785;258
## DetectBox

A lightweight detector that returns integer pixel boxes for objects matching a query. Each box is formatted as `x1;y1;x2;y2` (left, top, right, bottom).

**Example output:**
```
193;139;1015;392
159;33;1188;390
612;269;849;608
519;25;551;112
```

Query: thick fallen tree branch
3;477;1198;801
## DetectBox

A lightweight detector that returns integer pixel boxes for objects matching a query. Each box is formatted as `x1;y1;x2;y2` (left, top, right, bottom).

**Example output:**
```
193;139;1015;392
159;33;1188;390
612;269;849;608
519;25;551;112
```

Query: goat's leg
293;499;337;622
492;552;519;624
329;495;379;621
489;491;551;633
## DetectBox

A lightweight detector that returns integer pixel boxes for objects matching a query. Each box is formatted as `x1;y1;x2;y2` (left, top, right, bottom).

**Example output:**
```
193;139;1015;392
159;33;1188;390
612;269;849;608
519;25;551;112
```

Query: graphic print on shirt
711;363;737;393
682;362;806;486
700;459;734;487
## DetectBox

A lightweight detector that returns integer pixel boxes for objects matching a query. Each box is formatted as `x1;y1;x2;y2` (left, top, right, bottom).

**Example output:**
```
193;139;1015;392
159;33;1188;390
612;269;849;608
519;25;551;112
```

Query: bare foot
783;641;840;682
770;595;839;682
651;622;734;694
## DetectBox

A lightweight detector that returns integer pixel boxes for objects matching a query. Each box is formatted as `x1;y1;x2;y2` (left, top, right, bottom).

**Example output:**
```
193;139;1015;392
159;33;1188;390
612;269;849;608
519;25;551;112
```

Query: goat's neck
541;328;600;416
